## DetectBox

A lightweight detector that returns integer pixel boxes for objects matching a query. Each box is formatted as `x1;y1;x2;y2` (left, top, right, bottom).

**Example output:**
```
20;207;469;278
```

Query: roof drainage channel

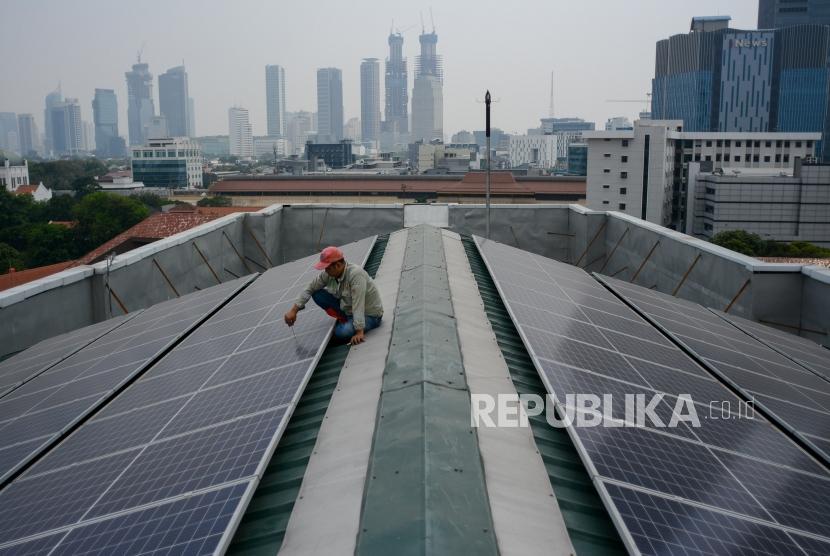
356;224;499;555
225;234;391;555
461;235;627;556
442;230;576;555
277;229;406;555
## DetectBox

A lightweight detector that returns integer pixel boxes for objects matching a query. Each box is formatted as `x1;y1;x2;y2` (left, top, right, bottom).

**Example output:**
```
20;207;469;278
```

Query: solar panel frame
0;237;377;555
474;236;830;555
0;275;256;488
595;273;830;468
713;309;830;384
0;313;138;400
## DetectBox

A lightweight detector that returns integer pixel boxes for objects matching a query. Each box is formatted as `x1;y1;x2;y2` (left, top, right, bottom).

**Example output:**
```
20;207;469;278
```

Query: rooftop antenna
137;41;146;64
391;18;394;35
430;7;435;32
420;11;425;33
549;71;555;118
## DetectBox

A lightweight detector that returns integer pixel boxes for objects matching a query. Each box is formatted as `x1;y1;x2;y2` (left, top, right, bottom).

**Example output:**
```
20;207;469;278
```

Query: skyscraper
383;32;408;149
410;29;444;143
652;17;830;158
188;98;196;137
316;68;343;143
758;0;830;28
17;114;37;156
43;87;63;155
228;107;253;158
159;66;190;137
0;113;19;154
265;65;287;137
286;111;314;155
360;58;381;145
50;98;83;156
92;88;124;157
125;62;155;145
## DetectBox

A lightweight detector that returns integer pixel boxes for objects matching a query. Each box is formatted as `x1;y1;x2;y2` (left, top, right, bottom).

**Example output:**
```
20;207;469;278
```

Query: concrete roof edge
256;203;284;215
0;266;94;308
90;213;245;274
802;265;830;285
282;203;405;209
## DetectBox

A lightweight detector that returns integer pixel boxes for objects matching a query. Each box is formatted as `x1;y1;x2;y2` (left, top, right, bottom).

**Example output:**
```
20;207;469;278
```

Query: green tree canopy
0;243;24;273
28;159;108;190
23;224;75;267
196;196;232;207
710;230;830;258
72;192;149;252
710;230;768;256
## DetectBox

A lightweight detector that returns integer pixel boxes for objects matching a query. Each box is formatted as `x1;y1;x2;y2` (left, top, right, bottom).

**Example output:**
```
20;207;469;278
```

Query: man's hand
284;306;299;326
349;329;365;345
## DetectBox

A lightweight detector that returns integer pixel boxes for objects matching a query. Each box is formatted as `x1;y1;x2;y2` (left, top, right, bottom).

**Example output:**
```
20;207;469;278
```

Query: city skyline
1;1;756;140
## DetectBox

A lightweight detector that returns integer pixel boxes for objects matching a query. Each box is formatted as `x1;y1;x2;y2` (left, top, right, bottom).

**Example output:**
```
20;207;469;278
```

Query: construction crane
137;41;147;64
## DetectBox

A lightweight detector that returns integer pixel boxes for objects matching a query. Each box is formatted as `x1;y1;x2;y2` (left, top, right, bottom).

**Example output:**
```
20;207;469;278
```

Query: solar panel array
0;237;375;556
600;275;830;465
716;310;830;382
0;314;134;399
474;236;830;556
0;276;252;487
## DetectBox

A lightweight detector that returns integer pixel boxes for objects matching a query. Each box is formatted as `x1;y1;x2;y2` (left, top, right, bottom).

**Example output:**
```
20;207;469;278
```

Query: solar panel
0;276;253;487
598;274;830;464
715;310;830;382
474;236;830;555
0;314;135;399
0;237;376;555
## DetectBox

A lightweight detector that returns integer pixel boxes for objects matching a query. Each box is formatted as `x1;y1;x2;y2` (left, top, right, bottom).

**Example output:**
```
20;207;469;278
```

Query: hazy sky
1;0;757;139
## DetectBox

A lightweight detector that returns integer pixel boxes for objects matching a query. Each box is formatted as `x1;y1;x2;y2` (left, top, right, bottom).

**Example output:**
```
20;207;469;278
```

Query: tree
710;230;767;257
0;243;24;273
42;195;78;221
72;192;149;253
71;176;101;199
28;159;108;190
22;224;76;267
131;192;170;210
196;196;232;207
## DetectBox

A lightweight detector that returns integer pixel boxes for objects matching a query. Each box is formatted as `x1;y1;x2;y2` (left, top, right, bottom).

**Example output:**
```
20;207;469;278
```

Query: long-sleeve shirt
294;263;383;330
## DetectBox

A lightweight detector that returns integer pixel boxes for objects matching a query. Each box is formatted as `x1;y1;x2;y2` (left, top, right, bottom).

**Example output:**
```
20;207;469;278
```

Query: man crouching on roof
284;246;383;345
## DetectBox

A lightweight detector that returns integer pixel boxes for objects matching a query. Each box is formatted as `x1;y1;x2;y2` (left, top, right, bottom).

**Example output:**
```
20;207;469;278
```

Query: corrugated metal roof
461;235;627;556
225;235;389;555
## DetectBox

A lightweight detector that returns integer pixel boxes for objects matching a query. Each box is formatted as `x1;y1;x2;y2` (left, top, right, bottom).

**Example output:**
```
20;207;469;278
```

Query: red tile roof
209;171;586;197
0;261;77;292
77;206;258;264
13;185;38;195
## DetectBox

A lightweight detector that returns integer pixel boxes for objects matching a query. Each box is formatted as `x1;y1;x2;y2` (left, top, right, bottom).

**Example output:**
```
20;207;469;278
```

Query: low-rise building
0;159;29;192
131;137;203;188
12;183;52;202
305;140;354;169
688;161;830;247
585;119;819;228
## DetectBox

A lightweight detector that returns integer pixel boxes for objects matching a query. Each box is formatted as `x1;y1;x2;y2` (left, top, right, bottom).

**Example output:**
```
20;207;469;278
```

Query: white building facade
0;159;30;191
228;107;254;159
585;119;820;228
508;135;558;168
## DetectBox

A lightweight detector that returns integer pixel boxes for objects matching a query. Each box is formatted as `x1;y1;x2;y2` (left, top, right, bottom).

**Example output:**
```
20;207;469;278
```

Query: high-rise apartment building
228;107;253;158
82;121;96;153
92;88;125;157
159;66;191;137
758;0;830;28
410;30;443;143
43;87;63;155
49;98;83;156
383;32;408;142
360;59;381;145
16;114;37;156
316;68;343;143
652;16;830;159
265;65;286;137
344;117;361;142
125;62;155;146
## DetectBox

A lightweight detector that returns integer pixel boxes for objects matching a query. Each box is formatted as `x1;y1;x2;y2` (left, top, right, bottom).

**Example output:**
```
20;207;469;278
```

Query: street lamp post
485;90;491;239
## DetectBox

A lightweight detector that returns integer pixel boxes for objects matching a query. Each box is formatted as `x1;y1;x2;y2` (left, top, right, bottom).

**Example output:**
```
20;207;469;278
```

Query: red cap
314;246;345;270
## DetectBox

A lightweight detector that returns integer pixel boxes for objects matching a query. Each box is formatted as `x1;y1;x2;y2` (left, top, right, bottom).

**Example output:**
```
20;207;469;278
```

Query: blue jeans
311;290;382;340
